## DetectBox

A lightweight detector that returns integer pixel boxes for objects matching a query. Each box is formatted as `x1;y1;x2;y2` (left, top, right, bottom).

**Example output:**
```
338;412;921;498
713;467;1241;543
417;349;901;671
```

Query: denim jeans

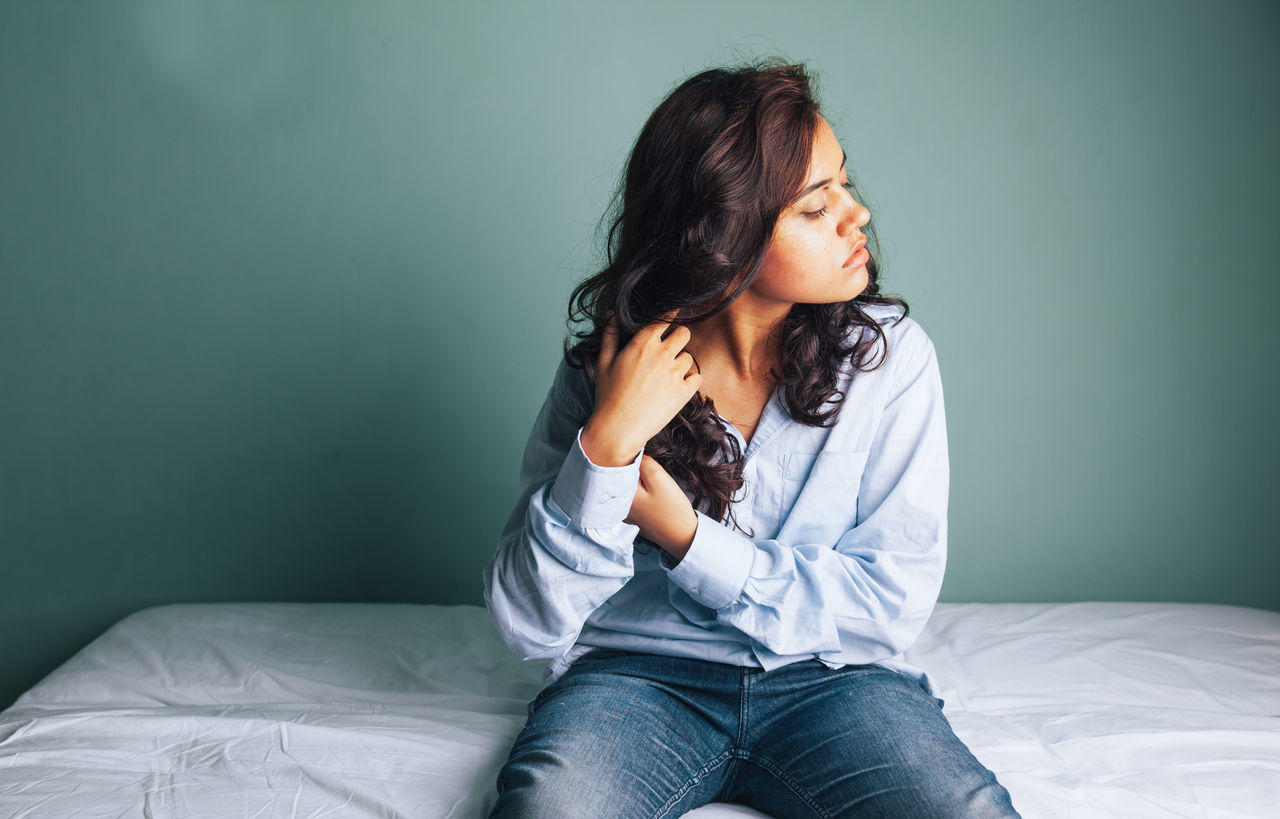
491;650;1019;818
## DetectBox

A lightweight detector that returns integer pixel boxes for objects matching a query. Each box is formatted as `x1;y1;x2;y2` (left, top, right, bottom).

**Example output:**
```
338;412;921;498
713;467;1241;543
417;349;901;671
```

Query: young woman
484;62;1019;818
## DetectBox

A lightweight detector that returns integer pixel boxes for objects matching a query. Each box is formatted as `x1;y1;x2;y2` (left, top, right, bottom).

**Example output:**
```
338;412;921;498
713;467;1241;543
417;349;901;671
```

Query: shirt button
690;587;700;595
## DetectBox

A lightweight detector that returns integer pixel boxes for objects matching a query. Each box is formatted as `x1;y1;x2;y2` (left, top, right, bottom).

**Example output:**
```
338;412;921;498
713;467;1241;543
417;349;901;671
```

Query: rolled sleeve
549;428;643;529
665;511;755;610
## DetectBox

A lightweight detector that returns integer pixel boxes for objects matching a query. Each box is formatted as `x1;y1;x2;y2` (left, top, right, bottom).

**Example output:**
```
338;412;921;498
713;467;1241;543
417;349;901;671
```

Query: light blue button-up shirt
483;304;948;688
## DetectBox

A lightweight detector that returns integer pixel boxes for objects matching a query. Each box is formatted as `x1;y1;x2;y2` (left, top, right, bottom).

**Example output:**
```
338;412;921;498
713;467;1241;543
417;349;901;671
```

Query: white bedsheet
0;602;1276;818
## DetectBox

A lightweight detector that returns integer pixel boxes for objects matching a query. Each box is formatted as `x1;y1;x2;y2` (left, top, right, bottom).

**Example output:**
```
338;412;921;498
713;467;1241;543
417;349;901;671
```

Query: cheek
752;249;800;297
748;226;841;300
763;233;806;270
766;236;826;281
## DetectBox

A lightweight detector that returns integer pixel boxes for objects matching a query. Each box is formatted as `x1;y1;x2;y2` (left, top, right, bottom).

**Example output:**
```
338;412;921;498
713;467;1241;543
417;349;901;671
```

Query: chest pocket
780;449;869;541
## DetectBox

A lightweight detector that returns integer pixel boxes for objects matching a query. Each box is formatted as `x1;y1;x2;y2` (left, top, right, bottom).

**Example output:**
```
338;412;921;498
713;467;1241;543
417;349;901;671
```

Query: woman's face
748;117;872;306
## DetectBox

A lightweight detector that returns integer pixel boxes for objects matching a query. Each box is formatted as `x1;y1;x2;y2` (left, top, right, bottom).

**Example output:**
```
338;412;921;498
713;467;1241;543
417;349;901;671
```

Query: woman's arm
484;317;702;661
483;363;642;660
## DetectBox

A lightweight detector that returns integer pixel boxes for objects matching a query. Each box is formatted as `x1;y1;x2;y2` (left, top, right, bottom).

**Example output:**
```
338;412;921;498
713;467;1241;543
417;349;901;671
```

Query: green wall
3;0;1277;707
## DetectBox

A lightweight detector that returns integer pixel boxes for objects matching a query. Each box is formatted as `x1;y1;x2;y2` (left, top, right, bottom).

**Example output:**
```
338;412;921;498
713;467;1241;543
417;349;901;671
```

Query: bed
0;601;1276;818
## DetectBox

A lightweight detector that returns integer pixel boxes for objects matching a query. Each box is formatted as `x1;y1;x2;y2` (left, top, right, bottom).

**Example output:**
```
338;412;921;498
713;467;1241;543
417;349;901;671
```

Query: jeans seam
739;750;833;819
652;749;735;818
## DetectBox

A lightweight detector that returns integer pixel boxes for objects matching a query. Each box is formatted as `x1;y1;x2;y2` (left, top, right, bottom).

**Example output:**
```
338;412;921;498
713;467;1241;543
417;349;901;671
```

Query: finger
637;455;667;492
636;319;672;346
676;350;699;377
634;309;680;344
639;456;684;497
655;309;684;342
662;323;692;352
598;313;619;367
634;460;655;493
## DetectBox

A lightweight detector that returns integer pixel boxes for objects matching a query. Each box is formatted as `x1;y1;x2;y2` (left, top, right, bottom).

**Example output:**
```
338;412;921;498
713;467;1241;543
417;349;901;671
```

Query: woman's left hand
626;456;698;562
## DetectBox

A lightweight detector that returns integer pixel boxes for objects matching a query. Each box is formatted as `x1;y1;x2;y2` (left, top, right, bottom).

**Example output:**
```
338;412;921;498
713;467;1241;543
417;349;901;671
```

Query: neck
687;292;792;380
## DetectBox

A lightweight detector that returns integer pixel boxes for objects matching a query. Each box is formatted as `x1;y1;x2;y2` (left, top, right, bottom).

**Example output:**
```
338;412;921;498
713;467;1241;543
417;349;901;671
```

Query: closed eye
804;182;856;219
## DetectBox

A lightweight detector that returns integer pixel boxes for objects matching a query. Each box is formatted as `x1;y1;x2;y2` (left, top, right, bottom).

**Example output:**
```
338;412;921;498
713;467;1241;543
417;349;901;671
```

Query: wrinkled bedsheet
0;602;1277;818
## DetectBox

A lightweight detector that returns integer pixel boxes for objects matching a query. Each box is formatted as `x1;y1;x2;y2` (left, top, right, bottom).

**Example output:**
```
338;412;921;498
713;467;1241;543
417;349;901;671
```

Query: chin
844;267;870;298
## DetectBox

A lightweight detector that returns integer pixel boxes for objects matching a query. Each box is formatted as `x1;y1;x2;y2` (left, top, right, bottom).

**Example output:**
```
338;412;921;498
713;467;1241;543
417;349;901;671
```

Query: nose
837;190;870;236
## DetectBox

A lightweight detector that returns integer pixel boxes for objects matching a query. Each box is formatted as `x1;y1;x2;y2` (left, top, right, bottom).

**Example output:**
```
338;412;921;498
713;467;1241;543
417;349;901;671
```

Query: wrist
581;418;642;467
657;508;698;564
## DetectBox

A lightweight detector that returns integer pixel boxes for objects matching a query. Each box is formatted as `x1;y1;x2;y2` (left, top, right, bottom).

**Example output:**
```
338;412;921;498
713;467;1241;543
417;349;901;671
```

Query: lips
842;237;869;269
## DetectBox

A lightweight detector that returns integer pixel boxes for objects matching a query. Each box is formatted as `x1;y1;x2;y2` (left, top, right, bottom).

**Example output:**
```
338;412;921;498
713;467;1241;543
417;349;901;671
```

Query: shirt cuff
549;428;642;529
665;511;755;610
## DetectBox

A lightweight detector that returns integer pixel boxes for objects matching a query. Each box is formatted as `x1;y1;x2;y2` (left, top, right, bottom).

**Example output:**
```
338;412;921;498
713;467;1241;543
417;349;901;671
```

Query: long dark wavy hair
566;61;908;528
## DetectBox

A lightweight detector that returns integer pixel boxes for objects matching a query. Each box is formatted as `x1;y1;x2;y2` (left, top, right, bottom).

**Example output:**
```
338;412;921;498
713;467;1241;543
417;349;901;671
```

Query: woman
484;62;1019;818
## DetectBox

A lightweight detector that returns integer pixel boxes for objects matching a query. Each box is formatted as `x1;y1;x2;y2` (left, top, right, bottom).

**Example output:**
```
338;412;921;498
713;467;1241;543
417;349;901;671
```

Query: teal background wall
3;0;1277;708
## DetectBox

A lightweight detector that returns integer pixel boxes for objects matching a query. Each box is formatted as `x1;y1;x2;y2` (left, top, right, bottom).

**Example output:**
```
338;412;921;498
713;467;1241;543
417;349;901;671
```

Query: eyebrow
796;150;848;199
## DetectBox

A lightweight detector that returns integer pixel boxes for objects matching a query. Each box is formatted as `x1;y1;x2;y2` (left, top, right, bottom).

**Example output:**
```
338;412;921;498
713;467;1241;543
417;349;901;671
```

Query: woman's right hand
580;314;702;467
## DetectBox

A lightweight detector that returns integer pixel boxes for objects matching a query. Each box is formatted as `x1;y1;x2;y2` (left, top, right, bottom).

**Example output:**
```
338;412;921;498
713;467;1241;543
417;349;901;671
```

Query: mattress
0;601;1277;818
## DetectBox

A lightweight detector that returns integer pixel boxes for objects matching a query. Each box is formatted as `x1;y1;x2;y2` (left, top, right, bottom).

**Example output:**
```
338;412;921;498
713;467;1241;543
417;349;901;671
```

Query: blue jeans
491;650;1019;818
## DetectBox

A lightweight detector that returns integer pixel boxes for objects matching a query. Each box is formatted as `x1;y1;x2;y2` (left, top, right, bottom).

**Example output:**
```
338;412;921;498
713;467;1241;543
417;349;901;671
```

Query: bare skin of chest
698;373;775;447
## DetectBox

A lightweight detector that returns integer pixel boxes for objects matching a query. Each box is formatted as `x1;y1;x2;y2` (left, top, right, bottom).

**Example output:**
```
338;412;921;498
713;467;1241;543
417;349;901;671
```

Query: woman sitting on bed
483;61;1020;818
